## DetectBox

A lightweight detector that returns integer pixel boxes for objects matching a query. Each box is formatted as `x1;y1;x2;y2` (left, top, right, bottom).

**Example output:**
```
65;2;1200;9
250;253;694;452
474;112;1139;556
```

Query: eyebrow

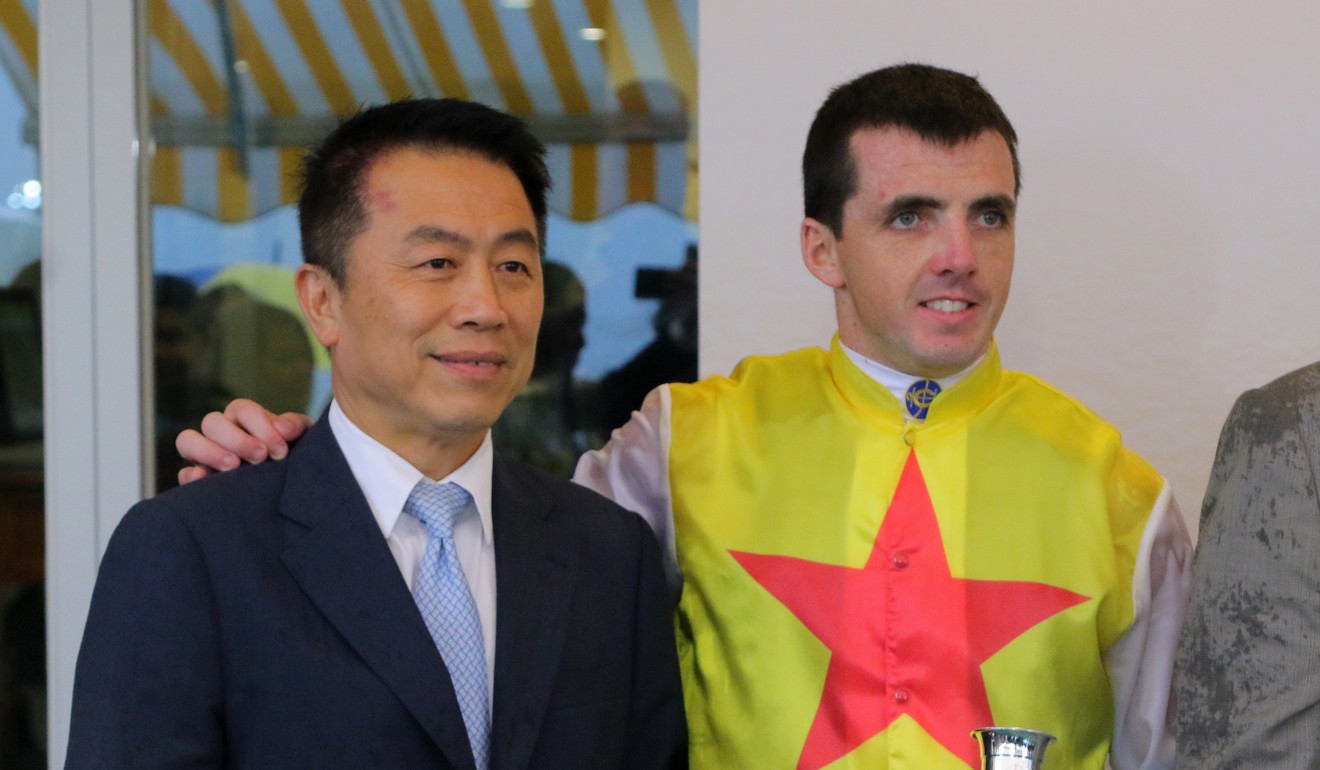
881;193;1017;220
970;194;1017;218
405;225;470;249
404;225;539;252
883;195;945;220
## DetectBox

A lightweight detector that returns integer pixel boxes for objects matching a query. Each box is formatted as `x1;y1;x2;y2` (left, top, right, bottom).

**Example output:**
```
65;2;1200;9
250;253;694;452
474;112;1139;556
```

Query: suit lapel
488;458;580;770
278;419;478;770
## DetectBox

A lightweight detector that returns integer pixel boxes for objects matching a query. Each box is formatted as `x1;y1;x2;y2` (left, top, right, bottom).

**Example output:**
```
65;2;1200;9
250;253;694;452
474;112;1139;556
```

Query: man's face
802;127;1016;378
312;148;542;460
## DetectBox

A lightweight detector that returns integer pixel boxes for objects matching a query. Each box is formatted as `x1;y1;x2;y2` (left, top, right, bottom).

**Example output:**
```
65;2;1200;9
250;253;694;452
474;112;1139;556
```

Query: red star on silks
731;452;1089;769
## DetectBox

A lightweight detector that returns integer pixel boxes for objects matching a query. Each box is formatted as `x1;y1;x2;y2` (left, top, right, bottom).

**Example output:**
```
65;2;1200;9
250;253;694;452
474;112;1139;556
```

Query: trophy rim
970;726;1057;739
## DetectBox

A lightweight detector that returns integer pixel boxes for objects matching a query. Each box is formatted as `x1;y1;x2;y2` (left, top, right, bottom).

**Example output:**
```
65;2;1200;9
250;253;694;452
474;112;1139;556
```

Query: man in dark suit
1175;362;1320;768
66;98;685;769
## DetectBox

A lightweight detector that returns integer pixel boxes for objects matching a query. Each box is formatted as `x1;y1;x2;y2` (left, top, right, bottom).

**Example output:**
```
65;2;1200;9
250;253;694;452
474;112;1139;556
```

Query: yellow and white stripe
0;0;696;223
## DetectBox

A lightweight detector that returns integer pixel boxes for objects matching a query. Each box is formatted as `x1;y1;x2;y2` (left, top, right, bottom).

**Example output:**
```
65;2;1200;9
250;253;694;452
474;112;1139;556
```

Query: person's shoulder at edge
1239;358;1320;406
1201;359;1320;464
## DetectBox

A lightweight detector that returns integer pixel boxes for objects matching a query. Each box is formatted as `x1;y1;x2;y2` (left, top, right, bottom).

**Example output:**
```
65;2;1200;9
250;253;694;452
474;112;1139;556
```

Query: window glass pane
0;0;46;764
147;1;691;480
148;0;697;482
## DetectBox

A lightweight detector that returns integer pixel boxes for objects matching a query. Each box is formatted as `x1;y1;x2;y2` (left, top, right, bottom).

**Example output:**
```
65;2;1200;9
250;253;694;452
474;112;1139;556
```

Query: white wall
699;1;1320;537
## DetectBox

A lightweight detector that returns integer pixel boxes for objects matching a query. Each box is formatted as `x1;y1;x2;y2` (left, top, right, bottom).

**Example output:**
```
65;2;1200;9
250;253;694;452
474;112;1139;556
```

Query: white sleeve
1104;481;1193;770
573;385;681;595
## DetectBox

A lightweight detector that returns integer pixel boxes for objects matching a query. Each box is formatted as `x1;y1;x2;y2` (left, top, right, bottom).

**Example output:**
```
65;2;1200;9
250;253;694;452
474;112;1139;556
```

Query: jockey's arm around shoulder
175;398;313;485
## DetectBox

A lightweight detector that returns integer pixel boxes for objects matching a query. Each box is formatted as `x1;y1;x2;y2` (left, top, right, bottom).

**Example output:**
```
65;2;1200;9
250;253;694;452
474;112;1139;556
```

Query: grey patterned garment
1175;362;1320;768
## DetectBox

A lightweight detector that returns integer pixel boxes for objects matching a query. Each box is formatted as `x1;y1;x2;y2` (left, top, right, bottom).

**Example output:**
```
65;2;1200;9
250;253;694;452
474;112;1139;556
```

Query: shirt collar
839;341;984;404
328;400;495;545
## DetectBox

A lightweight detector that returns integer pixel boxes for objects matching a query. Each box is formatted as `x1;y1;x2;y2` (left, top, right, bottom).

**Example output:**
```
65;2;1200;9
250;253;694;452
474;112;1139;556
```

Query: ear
801;217;845;289
295;264;342;349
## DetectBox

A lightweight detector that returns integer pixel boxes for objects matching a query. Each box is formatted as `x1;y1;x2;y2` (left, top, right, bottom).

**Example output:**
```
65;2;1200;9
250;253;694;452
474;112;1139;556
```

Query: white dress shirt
329;401;497;705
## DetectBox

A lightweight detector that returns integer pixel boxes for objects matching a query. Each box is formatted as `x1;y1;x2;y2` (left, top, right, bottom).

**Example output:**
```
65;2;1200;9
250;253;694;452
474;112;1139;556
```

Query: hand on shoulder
176;398;313;485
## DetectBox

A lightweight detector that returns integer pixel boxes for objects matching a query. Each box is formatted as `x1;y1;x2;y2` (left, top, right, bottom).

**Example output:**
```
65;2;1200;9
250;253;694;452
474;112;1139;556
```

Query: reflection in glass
148;0;697;479
0;0;44;762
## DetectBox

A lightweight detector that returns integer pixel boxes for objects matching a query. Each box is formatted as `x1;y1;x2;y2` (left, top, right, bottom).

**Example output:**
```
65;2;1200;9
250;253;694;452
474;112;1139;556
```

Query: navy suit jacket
67;418;686;769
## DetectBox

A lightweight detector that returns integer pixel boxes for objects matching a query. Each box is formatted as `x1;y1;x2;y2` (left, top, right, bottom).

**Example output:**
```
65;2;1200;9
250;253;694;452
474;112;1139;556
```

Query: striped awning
0;0;697;223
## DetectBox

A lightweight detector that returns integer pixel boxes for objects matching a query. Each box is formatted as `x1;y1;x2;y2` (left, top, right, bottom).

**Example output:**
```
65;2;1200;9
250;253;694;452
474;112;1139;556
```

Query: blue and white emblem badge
904;379;942;421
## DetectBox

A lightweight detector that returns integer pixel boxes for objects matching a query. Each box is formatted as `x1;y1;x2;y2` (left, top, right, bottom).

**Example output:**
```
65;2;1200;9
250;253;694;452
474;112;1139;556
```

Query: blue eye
893;211;919;228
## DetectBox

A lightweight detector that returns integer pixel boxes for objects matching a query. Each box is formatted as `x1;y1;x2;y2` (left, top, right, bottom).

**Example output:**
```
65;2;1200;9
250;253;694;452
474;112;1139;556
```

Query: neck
333;398;486;480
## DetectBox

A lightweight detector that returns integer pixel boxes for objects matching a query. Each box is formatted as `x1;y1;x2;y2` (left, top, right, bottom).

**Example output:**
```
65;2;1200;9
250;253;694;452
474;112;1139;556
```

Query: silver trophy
970;726;1056;770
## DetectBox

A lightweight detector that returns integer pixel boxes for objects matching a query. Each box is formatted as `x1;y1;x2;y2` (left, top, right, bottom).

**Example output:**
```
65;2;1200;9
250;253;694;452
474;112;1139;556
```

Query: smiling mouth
922;299;971;313
433;353;506;367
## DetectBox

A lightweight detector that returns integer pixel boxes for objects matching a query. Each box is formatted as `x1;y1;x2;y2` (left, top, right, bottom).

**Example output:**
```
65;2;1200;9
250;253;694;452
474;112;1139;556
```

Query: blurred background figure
156;269;316;491
0;261;41;447
494;261;602;477
190;284;313;416
1;260;43;769
600;243;698;432
1;583;42;770
153;274;228;491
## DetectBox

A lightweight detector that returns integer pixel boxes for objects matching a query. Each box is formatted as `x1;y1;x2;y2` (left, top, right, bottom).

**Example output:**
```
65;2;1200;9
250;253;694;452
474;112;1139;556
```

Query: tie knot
406;480;472;540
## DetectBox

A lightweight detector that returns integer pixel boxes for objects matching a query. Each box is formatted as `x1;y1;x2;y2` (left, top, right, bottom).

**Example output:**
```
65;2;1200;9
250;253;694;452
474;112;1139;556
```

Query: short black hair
298;98;551;284
803;63;1020;237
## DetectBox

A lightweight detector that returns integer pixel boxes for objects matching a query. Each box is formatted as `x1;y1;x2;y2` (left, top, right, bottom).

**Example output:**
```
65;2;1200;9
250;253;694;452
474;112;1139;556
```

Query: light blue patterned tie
406;480;490;770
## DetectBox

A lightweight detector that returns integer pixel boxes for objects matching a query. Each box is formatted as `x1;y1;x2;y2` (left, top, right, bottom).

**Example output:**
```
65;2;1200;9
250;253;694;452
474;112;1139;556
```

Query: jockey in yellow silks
575;338;1190;769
